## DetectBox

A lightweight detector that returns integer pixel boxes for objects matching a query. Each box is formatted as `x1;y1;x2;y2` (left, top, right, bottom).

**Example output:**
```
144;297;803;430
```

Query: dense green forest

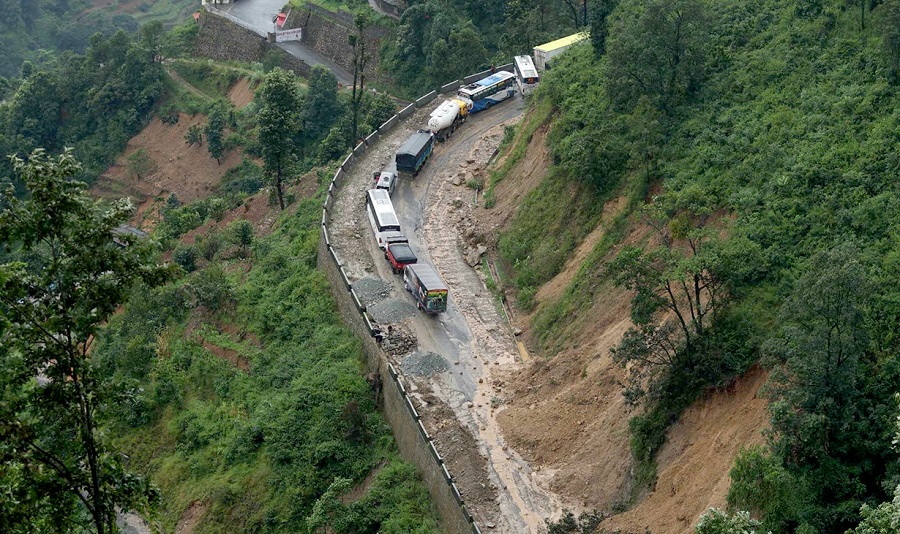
0;15;438;533
494;0;899;532
0;0;198;78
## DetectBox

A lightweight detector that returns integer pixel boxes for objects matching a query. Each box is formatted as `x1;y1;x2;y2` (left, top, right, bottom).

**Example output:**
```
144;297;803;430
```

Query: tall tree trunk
73;352;106;534
276;165;285;210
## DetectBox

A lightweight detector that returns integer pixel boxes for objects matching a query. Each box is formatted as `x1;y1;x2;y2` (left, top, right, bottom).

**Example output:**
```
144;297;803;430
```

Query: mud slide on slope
601;366;769;533
92;113;244;226
496;281;636;511
228;78;256;109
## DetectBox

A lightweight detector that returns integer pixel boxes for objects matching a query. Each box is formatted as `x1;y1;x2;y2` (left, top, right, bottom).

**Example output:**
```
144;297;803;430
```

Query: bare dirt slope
474;113;772;529
495;281;635;511
91;113;243;227
228;78;256;109
602;366;769;533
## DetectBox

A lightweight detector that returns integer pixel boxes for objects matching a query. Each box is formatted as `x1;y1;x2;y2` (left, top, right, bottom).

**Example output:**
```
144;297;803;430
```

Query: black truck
395;129;435;176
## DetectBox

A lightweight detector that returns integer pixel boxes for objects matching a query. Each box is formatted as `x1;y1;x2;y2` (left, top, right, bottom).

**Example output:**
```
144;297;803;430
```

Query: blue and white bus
458;71;517;113
513;55;540;95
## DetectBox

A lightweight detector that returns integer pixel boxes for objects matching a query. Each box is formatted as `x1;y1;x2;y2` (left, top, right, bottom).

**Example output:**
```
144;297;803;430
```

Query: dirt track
329;95;563;531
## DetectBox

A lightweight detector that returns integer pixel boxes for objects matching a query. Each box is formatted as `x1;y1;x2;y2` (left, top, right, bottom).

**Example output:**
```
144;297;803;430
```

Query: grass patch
497;165;610;311
483;98;554;208
169;59;245;100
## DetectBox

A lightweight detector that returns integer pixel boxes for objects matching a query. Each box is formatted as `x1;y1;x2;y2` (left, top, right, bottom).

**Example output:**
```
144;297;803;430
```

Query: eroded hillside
470;116;771;531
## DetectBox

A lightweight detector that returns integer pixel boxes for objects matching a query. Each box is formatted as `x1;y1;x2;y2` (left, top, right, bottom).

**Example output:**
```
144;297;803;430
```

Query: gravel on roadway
367;297;418;324
351;276;392;306
401;351;450;376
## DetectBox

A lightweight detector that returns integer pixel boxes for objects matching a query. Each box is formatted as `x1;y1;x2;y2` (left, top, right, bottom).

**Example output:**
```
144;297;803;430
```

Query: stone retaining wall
283;3;387;83
194;10;312;77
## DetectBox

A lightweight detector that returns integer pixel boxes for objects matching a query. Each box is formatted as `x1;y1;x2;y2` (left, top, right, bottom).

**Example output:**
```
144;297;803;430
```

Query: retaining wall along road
285;2;387;82
195;9;312;77
319;64;514;534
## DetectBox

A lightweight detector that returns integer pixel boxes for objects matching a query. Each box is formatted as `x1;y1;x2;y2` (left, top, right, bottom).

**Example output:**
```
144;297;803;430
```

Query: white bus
365;189;403;249
458;71;516;113
513;55;540;95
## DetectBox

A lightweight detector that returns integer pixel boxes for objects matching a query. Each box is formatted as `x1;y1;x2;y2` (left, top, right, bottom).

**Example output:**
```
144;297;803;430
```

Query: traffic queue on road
363;66;533;315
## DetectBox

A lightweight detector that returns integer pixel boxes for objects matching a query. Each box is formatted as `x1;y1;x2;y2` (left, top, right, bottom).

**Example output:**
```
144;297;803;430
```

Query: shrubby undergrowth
96;195;440;532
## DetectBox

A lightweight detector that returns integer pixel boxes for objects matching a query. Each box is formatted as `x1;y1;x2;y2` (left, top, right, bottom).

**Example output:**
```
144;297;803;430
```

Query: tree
695;508;762;534
560;0;586;28
880;0;900;85
227;219;253;258
502;0;556;55
727;445;810;532
446;22;489;80
301;65;339;142
258;68;300;210
0;149;173;533
625;95;664;183
604;0;709;113
851;484;900;532
138;20;164;63
589;0;618;56
764;243;869;462
205;100;228;164
760;243;877;529
608;206;726;402
363;91;397;133
185;124;202;146
349;13;370;146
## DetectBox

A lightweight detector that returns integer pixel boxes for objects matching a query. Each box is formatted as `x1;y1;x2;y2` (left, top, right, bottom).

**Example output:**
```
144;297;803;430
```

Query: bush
187;265;235;312
173;244;199;273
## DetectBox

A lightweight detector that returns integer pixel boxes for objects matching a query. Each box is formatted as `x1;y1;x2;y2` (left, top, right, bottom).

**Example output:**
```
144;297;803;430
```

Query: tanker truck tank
427;97;472;141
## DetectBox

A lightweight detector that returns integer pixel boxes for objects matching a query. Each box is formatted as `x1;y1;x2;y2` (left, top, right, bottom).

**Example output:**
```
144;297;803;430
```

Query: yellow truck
533;32;589;71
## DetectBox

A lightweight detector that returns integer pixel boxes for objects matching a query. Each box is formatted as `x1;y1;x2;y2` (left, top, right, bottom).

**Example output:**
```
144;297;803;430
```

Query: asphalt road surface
222;0;355;86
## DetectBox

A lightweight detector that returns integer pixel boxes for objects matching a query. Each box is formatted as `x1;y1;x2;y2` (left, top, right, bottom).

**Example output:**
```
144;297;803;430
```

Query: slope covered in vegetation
494;0;899;531
0;15;440;532
96;192;440;532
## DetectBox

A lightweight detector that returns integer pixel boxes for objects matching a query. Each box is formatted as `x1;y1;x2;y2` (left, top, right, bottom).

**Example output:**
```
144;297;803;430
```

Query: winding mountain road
329;94;564;531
